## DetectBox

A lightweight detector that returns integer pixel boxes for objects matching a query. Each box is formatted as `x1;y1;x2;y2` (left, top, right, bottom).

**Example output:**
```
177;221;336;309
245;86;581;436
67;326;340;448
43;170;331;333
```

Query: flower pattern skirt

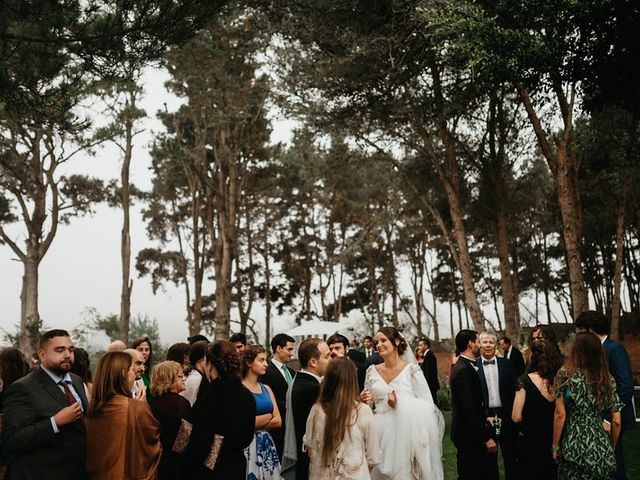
245;430;282;480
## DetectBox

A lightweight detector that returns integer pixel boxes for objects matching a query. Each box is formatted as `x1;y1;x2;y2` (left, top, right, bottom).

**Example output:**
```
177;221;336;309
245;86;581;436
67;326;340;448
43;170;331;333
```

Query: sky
0;68;299;348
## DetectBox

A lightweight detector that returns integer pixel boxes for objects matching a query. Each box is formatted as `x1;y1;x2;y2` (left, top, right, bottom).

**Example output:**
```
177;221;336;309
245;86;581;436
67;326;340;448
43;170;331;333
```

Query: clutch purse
171;418;224;470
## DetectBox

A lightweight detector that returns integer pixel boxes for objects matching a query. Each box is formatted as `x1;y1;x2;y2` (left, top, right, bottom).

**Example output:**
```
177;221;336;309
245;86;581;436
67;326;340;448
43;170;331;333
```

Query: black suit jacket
421;349;440;403
451;357;490;448
603;337;636;430
2;367;88;480
260;360;295;458
506;346;525;377
347;349;366;364
291;372;320;480
475;357;516;420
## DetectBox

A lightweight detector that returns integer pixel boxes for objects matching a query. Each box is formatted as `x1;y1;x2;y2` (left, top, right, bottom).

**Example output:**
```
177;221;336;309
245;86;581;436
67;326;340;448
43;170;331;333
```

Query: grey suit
2;367;88;480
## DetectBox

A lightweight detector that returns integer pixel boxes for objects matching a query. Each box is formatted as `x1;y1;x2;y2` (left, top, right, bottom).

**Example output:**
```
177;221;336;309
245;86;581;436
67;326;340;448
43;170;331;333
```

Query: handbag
172;418;224;470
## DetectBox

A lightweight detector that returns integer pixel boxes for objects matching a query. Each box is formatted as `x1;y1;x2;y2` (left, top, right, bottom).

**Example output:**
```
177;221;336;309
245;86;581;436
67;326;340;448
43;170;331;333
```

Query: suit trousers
613;430;627;480
455;437;489;480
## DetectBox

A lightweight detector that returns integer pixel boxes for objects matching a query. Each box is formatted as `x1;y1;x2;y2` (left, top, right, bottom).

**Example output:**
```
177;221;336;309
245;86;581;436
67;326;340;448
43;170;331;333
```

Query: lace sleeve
515;375;526;391
409;363;435;404
555;367;570;399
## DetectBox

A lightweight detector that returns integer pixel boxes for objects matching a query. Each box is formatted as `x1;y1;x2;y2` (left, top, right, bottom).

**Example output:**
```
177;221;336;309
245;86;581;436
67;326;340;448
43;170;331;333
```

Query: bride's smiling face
374;332;398;357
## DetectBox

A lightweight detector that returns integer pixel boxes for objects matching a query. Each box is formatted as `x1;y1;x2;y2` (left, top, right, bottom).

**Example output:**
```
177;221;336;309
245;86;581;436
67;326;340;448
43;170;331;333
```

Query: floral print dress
245;383;281;480
555;368;624;480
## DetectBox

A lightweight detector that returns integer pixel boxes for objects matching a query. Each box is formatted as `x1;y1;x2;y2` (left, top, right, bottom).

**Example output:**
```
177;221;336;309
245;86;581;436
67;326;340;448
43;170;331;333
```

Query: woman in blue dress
242;345;283;480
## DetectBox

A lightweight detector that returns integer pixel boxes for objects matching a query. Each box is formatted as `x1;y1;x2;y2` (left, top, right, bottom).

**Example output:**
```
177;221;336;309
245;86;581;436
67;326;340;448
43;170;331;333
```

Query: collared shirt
365;348;373;358
41;366;83;433
481;356;502;408
300;368;322;383
459;354;478;370
505;346;512;359
601;335;608;345
271;358;291;383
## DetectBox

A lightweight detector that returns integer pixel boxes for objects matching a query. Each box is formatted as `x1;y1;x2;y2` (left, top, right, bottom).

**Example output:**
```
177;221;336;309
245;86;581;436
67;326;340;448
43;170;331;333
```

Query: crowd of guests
451;310;635;480
0;309;635;480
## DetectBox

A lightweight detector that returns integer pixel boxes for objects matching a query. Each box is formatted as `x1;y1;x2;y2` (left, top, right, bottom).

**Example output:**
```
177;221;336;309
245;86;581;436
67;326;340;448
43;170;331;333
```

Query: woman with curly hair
512;339;564;479
360;326;444;479
149;361;192;480
183;340;256;480
241;345;282;480
86;351;161;479
552;332;623;480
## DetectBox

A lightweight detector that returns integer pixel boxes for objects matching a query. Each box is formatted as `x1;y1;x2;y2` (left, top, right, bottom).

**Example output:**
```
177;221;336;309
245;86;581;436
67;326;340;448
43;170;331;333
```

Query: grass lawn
441;412;640;479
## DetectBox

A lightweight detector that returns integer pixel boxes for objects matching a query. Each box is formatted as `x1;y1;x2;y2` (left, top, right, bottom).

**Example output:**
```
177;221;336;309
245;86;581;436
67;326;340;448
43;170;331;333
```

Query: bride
360;326;444;480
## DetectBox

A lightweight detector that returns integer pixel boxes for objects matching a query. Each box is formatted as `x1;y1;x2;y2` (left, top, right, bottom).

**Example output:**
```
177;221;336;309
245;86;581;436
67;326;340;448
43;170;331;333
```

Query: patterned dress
555;368;624;480
245;383;281;480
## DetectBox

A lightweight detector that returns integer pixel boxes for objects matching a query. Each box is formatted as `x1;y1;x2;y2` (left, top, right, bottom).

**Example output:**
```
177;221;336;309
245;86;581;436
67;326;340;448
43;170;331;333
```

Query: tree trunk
263;245;272;350
611;185;627;340
514;80;588;319
495;186;518;338
20;254;40;354
119;117;133;343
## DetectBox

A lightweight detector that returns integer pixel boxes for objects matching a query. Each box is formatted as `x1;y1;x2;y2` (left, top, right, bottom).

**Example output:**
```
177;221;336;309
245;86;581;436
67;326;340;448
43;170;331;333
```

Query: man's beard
49;361;72;375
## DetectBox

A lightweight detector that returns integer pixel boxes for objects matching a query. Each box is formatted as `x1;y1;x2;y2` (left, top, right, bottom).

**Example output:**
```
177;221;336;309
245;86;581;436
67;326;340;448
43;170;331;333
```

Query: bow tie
483;359;496;366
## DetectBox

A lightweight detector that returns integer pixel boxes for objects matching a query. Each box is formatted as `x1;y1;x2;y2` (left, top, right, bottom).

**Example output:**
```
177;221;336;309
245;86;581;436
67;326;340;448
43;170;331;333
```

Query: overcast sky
0;68;298;348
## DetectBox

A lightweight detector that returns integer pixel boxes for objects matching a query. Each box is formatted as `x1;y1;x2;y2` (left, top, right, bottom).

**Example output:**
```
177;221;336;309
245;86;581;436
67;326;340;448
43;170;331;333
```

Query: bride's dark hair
377;326;408;355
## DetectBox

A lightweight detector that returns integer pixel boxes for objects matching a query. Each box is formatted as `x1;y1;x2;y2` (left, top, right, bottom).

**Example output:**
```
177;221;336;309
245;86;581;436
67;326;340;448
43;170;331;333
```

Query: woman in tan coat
86;351;161;480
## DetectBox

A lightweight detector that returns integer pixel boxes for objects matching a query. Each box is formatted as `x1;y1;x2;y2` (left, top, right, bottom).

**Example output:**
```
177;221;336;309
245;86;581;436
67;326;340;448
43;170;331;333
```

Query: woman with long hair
241;345;282;479
512;339;564;479
183;340;256;479
552;332;623;479
86;351;161;479
360;326;444;480
305;358;379;480
132;336;153;389
149;361;192;480
70;347;93;399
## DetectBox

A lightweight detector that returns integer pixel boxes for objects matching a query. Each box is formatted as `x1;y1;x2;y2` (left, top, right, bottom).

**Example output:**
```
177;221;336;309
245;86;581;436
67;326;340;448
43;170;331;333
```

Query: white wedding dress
365;363;444;480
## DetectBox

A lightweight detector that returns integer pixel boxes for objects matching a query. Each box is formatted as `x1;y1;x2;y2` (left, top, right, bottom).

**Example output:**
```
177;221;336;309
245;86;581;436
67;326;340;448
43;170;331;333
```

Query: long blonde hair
88;351;132;417
317;358;359;467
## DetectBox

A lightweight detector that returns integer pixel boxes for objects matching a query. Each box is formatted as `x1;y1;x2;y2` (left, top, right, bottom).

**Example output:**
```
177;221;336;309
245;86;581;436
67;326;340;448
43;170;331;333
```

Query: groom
451;329;497;480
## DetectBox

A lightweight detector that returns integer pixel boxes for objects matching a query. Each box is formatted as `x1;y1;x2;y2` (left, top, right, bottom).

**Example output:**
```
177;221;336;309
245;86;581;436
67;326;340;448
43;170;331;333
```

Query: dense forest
1;1;639;352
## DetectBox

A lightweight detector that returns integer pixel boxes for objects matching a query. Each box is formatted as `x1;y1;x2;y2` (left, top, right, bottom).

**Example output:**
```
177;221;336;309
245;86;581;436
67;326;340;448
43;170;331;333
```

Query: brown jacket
86;396;161;480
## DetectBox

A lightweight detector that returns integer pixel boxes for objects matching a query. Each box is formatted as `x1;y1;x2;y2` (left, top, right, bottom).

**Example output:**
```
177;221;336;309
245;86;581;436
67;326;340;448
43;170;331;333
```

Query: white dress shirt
271;358;291;382
481;356;502;408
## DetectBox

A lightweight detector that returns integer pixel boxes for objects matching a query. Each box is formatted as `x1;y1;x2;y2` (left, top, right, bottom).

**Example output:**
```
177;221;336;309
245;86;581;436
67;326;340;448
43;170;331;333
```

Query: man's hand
54;403;82;427
485;438;498;454
135;385;147;401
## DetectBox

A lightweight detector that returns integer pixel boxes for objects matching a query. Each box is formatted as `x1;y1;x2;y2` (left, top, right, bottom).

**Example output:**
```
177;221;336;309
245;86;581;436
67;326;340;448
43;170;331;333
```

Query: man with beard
451;329;497;480
2;329;89;480
124;348;147;400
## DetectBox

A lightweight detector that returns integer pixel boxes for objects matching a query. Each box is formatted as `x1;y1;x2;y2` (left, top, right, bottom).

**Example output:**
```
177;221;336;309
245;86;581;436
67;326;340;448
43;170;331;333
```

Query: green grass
441;412;640;479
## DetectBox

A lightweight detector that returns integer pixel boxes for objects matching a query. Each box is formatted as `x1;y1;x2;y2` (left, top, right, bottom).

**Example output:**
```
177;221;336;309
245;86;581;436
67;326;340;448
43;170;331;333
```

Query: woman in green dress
552;332;623;480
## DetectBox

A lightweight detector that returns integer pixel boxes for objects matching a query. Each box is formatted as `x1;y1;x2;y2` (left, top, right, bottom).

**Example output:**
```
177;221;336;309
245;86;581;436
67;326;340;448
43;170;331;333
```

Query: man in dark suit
328;333;366;389
288;338;331;480
498;336;525;377
418;337;440;404
2;329;88;480
476;332;517;480
451;329;496;480
260;333;296;461
363;335;375;359
576;311;636;480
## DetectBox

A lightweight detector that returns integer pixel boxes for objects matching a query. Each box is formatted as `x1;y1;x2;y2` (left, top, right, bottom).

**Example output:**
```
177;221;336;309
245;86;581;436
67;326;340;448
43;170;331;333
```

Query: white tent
286;320;350;338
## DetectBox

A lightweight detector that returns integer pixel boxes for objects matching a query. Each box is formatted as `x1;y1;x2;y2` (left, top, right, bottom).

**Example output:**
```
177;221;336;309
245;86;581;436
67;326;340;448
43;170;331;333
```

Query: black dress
516;374;557;480
149;391;192;480
183;377;256;480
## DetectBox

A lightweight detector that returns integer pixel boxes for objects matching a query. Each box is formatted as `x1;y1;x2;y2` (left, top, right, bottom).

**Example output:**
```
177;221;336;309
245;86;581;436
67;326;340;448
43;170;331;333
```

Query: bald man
106;340;126;352
124;349;146;400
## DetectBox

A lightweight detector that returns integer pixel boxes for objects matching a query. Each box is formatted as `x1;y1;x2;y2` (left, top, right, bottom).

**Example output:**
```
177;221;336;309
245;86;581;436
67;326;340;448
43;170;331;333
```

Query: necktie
281;364;293;385
59;380;77;405
483;359;496;366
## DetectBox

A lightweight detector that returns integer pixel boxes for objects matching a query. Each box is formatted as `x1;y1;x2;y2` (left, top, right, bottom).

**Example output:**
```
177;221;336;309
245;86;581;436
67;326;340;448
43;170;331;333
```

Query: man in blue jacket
575;310;636;480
